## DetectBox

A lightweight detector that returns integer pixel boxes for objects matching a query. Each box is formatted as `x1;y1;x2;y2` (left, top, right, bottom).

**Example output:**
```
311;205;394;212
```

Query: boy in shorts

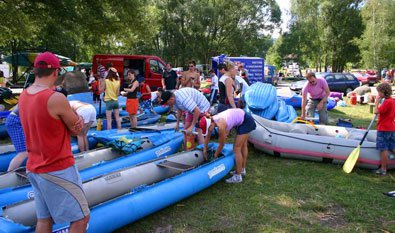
374;82;395;175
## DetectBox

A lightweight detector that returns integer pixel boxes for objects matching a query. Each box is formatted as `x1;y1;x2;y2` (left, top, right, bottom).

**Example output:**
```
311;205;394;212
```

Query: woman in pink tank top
200;108;256;183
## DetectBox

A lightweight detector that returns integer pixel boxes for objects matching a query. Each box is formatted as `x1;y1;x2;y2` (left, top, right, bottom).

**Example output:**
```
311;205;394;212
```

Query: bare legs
380;150;388;172
129;114;137;128
35;218;53;233
241;139;249;170
105;109;121;130
77;122;93;152
105;110;112;130
113;109;121;130
69;215;90;233
35;215;90;233
233;134;249;174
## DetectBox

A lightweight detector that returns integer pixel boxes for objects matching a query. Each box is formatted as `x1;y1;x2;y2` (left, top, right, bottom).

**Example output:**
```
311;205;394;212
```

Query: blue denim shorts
236;113;257;135
376;131;395;151
27;165;90;224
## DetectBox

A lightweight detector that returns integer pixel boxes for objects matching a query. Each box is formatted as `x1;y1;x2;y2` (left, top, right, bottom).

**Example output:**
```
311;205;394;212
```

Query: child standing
139;78;154;113
374;82;395;175
91;74;101;103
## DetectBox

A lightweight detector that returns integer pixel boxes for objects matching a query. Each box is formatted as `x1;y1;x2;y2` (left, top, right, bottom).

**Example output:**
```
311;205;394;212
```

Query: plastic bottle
350;93;357;105
96;118;102;131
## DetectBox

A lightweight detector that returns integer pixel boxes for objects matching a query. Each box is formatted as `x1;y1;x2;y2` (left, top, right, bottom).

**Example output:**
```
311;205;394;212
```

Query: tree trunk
11;39;18;85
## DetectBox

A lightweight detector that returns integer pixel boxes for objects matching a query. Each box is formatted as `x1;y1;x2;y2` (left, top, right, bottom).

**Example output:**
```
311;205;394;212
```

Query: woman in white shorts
69;101;97;152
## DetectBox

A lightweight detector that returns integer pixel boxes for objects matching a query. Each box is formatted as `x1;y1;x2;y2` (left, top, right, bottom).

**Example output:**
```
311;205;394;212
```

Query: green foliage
358;0;395;69
268;0;364;72
156;0;279;66
265;37;283;69
0;0;159;61
0;0;279;68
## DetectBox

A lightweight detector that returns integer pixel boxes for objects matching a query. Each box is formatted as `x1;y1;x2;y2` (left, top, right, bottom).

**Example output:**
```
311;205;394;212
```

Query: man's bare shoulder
48;91;68;107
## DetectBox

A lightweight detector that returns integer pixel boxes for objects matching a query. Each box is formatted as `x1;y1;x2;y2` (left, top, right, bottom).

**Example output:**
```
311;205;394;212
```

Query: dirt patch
316;204;347;229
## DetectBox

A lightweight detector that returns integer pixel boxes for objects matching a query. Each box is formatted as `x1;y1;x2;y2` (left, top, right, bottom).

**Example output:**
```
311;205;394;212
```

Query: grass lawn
116;102;395;232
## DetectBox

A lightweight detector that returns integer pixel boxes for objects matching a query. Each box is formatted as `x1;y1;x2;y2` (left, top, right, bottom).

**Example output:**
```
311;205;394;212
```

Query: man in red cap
19;52;90;232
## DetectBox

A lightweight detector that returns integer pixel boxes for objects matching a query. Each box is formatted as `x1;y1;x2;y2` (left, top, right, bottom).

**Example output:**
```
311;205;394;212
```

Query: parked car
316;72;359;94
351;72;378;86
290;78;307;94
290;73;359;95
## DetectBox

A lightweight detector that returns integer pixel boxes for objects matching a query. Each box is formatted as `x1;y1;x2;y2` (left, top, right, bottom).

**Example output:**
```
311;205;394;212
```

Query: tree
268;0;363;72
156;0;280;66
358;0;395;69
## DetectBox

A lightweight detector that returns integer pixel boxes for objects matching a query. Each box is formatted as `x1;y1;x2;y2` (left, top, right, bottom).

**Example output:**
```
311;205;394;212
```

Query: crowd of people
3;51;394;232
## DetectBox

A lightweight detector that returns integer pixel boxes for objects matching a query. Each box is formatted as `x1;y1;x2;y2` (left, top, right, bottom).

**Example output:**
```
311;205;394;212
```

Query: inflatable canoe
0;136;156;189
0;138;98;172
0;143;235;232
249;115;395;170
0;132;184;208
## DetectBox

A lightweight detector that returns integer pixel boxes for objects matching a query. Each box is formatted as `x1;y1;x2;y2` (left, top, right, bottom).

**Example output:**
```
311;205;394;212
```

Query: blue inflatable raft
0;132;183;208
0;138;98;172
0;143;234;233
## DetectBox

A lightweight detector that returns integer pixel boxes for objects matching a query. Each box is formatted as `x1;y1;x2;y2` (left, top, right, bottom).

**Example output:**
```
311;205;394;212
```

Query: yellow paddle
343;114;377;173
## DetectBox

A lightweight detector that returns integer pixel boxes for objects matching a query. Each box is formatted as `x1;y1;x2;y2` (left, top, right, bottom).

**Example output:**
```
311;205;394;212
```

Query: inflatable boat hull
0;133;183;208
0;144;235;233
249;115;395;170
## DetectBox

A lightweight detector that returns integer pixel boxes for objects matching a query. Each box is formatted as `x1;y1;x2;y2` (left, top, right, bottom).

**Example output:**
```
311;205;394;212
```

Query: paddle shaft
99;95;102;118
358;114;377;146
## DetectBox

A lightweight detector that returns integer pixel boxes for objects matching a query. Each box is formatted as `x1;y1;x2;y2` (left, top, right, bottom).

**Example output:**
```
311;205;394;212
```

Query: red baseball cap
199;117;212;136
34;52;60;69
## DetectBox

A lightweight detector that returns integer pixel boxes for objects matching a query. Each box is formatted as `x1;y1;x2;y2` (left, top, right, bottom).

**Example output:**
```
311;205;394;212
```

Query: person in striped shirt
161;87;210;144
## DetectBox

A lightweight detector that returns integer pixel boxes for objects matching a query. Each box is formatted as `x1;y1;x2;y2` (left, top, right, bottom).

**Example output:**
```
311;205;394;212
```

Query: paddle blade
343;145;361;173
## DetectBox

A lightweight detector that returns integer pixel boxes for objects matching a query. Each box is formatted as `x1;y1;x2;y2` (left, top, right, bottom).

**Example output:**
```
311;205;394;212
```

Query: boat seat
157;160;194;171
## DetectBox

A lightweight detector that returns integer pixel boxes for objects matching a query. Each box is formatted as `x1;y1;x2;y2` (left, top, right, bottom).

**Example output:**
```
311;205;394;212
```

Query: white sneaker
230;168;246;176
225;174;242;183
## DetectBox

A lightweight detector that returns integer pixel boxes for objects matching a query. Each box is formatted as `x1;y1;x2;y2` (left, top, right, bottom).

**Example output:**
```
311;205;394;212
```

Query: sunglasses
189;65;194;68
